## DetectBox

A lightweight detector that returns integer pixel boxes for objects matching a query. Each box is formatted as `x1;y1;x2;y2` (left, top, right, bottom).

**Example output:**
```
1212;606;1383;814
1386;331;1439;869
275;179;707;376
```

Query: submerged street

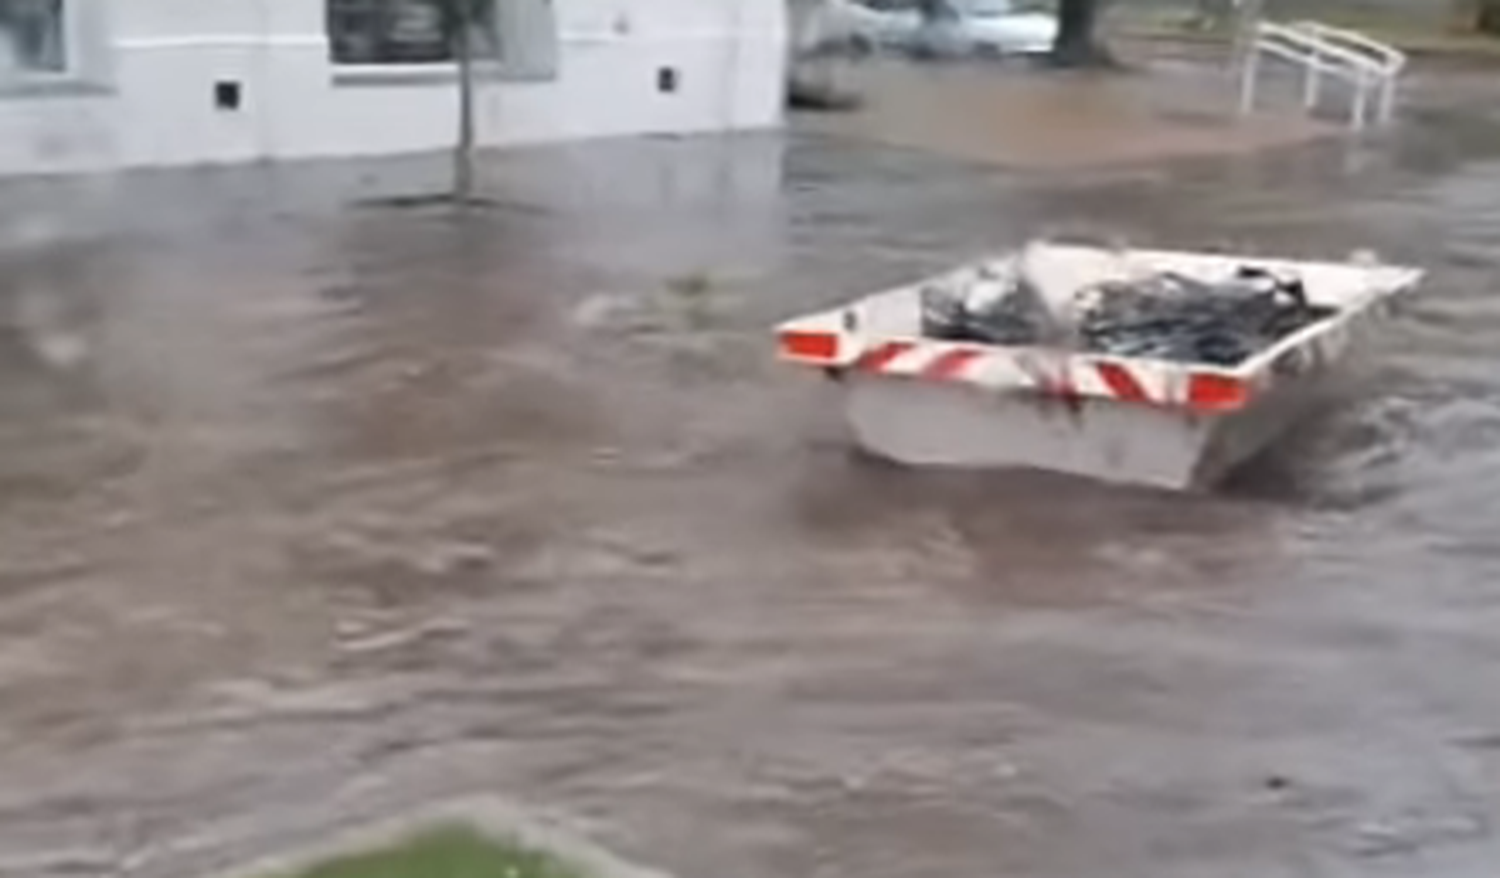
3;63;1500;878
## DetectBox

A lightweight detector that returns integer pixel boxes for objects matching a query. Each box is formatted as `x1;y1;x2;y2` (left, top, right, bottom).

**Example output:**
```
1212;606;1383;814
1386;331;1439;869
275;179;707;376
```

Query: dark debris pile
921;263;1063;347
921;264;1334;367
1078;267;1333;366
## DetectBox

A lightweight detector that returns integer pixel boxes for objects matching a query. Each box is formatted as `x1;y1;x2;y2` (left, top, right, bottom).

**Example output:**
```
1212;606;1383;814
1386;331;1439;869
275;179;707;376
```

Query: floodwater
4;68;1500;878
800;54;1332;167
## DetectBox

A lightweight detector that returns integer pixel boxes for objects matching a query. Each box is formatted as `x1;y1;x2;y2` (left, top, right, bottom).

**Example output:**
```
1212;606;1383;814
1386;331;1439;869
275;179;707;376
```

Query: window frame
326;0;502;72
0;0;80;84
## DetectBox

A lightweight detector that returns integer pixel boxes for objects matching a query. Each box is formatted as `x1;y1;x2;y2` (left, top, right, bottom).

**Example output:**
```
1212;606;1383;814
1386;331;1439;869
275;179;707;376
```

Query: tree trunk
453;0;477;202
1051;0;1110;67
1480;0;1500;34
1454;0;1500;32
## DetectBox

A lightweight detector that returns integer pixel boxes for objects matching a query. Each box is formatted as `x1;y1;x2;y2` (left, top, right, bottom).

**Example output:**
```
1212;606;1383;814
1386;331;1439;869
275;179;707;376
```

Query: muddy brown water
4;74;1500;878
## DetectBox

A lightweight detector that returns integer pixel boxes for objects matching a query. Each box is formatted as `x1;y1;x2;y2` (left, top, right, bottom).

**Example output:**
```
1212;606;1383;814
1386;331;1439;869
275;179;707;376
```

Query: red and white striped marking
846;338;1218;410
853;341;1040;390
779;330;1264;413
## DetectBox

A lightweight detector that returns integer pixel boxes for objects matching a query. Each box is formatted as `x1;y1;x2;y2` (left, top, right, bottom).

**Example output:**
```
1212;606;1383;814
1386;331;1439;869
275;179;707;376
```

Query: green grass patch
260;824;589;878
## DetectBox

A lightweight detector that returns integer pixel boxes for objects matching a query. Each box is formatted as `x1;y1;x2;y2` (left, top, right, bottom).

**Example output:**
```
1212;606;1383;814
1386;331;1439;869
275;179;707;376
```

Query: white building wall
0;0;787;177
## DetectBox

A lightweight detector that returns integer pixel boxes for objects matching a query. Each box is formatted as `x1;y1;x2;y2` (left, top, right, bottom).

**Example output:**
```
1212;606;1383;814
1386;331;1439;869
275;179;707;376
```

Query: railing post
1243;19;1399;132
1350;71;1368;131
1239;41;1260;116
1302;54;1321;110
1379;76;1397;125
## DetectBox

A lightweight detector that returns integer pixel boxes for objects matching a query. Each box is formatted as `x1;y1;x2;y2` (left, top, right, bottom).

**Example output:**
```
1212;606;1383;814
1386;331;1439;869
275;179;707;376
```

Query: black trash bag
1077;266;1330;366
920;264;1052;347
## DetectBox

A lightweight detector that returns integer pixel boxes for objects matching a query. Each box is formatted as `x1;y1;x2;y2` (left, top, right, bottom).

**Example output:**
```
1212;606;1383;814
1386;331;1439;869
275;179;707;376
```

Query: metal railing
1239;19;1406;131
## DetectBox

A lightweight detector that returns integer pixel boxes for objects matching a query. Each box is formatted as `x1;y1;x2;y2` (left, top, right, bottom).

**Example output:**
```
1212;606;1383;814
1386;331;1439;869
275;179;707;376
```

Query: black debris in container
920;262;1053;347
1077;266;1334;366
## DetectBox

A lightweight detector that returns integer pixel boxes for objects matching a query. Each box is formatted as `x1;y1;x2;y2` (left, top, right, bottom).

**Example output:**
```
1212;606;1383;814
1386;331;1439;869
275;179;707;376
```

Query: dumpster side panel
1193;379;1328;488
843;375;1214;490
1195;291;1403;484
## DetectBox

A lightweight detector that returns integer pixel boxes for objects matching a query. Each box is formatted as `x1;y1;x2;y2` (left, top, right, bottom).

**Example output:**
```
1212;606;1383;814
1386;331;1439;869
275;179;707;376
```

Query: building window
0;0;68;76
328;0;500;65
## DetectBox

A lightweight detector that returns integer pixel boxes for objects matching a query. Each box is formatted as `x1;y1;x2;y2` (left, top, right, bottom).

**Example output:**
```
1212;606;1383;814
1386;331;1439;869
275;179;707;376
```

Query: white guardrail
1239;20;1407;131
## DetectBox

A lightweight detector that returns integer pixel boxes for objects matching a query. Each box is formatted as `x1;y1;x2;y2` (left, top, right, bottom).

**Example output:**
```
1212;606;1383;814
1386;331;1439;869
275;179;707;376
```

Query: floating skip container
775;242;1424;490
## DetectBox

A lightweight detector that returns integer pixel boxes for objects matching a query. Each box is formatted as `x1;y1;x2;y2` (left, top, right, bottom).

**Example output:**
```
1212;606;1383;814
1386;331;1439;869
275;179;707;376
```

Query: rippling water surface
3;69;1500;878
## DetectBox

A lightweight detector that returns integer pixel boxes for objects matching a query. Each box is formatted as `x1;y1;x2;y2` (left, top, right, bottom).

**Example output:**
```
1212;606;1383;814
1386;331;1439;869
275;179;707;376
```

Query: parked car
820;0;920;54
843;0;1058;58
956;0;1058;56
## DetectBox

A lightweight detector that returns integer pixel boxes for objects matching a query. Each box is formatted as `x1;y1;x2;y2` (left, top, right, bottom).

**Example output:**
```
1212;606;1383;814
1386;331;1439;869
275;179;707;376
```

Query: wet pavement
800;55;1333;168
4;63;1500;878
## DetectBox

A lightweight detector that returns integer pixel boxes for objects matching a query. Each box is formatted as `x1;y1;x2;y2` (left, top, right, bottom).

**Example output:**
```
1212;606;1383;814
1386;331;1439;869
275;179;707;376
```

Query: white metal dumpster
776;242;1423;490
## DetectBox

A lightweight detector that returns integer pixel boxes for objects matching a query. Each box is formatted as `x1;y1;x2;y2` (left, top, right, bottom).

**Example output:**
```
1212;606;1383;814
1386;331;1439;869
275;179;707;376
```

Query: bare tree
453;0;478;202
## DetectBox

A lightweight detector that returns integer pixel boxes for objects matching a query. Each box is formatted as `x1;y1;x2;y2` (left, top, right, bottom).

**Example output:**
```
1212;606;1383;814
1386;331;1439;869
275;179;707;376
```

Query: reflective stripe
779;330;839;363
1187;373;1251;412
